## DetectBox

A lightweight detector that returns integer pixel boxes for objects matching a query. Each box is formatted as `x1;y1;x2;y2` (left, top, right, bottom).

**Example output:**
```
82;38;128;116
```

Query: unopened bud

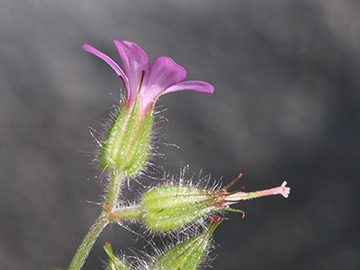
113;175;290;231
141;186;217;231
140;175;290;231
150;217;222;270
99;96;153;177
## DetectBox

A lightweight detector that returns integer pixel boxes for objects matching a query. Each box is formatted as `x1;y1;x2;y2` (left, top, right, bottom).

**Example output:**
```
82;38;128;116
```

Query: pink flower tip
256;181;290;199
279;181;290;198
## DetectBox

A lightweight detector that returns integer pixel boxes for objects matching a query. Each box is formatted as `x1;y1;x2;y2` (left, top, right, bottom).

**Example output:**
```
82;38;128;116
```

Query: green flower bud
140;175;290;231
150;217;222;270
113;174;290;232
104;242;131;270
141;186;219;231
99;96;154;177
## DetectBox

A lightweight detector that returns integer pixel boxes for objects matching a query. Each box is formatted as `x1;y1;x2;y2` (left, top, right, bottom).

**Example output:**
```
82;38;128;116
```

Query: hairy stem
67;212;109;270
114;205;143;220
68;170;124;270
106;170;125;206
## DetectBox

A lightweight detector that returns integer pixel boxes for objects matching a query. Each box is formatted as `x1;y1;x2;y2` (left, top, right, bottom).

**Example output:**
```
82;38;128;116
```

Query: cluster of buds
73;40;290;270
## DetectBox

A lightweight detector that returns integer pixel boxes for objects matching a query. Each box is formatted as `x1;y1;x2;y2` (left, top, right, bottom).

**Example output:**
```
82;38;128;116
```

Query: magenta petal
82;44;128;86
141;56;187;111
163;81;215;95
114;40;149;104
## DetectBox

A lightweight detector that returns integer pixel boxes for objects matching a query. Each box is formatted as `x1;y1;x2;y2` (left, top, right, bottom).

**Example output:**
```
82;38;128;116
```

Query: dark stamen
227;186;245;196
119;75;126;88
138;70;145;92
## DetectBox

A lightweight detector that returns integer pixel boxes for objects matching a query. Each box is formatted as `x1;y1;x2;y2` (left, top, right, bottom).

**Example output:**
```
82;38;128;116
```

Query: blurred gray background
1;0;359;269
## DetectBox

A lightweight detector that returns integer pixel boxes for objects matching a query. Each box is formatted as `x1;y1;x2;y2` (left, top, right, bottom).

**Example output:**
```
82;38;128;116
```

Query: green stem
114;205;143;220
68;170;124;270
105;170;124;206
67;212;109;270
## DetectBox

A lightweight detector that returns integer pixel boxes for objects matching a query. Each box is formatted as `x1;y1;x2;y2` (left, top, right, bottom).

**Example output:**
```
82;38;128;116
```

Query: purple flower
82;40;214;113
82;41;214;176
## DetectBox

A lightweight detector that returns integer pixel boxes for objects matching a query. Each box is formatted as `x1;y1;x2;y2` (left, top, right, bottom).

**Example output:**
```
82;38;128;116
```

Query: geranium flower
82;41;214;177
82;40;214;113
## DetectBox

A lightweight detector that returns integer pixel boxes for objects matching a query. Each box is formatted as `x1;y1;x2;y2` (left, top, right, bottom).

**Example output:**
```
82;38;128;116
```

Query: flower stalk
68;171;125;270
67;212;109;270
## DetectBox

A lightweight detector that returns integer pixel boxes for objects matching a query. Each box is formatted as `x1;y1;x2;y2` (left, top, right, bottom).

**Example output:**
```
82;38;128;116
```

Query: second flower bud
113;175;290;231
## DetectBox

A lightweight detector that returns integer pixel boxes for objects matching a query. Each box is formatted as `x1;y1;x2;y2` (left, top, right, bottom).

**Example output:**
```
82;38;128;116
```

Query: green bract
99;96;153;177
104;243;131;270
150;217;222;270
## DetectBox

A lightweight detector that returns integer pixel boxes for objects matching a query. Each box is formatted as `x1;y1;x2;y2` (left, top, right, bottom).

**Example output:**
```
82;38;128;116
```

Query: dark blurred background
1;0;359;269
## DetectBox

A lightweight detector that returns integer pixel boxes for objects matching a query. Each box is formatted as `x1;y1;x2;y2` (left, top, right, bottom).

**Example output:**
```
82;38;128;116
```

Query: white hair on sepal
86;91;167;190
89;93;126;170
117;101;176;189
145;165;218;190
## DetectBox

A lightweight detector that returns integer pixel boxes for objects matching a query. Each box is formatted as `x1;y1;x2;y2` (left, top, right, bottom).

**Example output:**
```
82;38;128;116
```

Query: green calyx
99;96;154;177
150;217;223;270
141;186;221;231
